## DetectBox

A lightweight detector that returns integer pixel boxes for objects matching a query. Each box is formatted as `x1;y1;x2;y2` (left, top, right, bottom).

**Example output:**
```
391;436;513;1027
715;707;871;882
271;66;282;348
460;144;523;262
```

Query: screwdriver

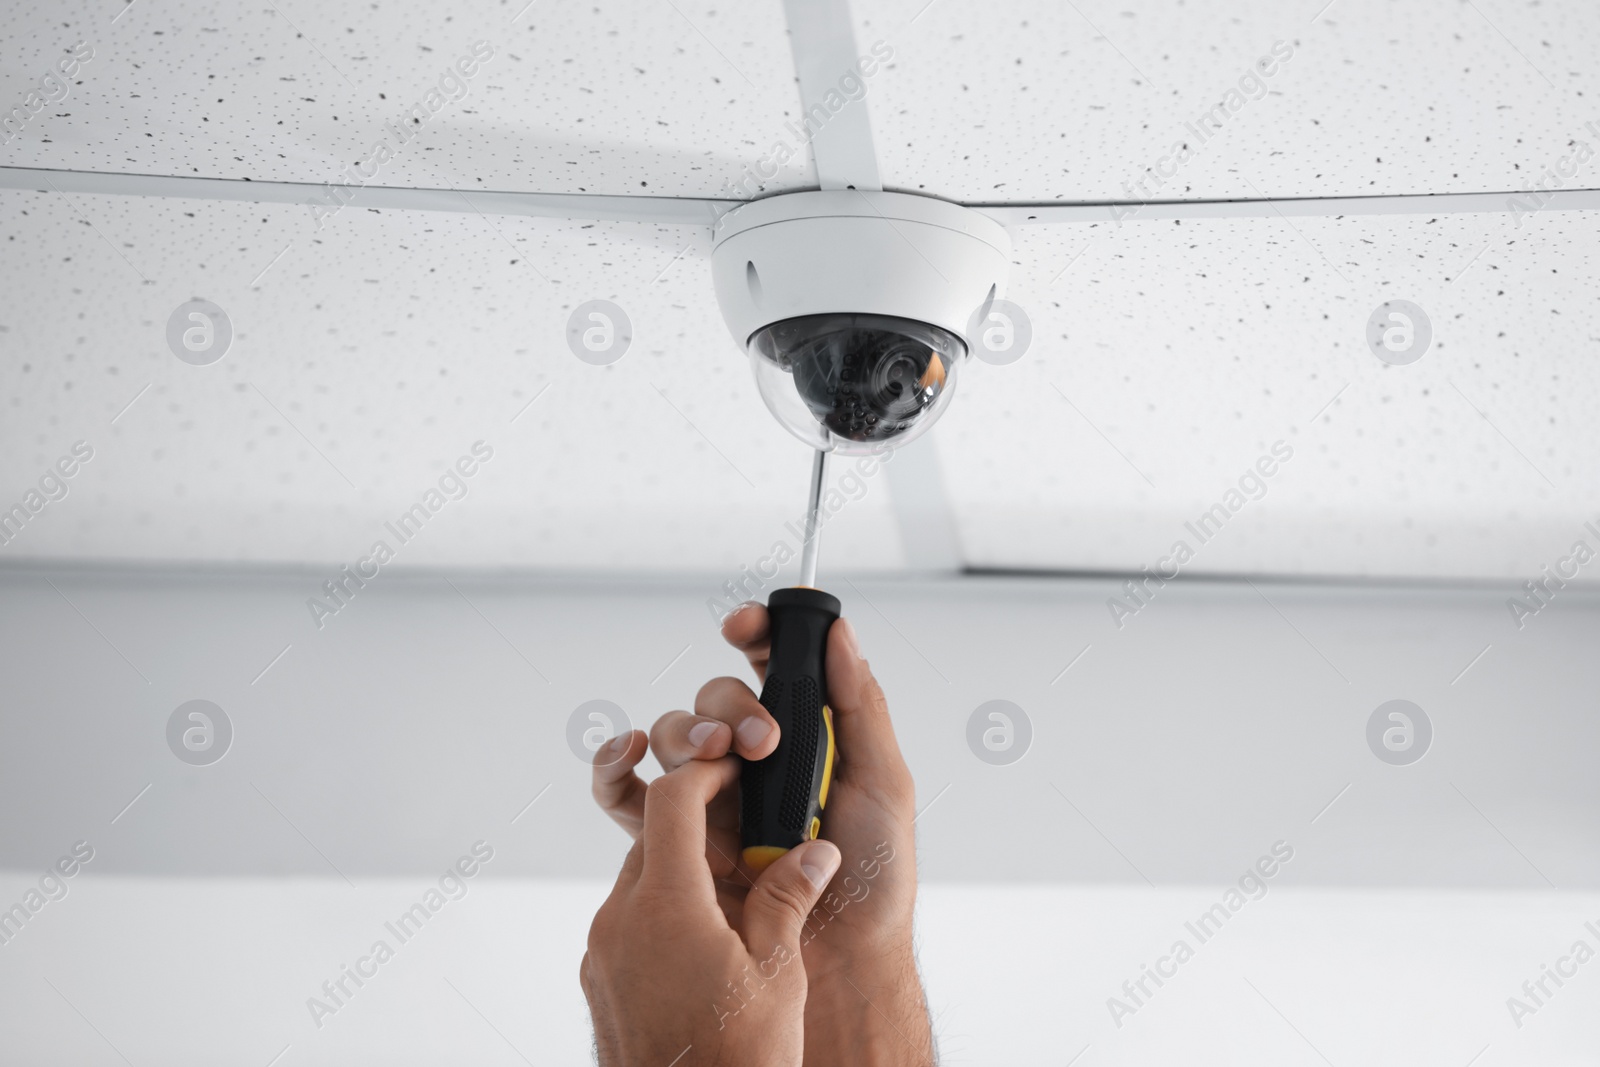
740;449;840;872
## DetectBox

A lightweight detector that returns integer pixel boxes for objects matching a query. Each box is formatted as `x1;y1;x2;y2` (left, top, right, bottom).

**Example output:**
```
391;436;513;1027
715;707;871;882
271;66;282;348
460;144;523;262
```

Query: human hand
581;756;843;1067
592;604;934;1066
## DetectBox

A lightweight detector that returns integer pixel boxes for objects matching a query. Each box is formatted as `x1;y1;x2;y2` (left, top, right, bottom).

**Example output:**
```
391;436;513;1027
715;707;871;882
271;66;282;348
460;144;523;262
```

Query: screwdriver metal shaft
799;449;827;588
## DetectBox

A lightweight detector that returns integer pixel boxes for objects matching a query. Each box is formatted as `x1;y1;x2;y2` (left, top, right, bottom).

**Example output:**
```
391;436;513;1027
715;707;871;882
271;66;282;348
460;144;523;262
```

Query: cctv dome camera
712;191;1011;454
750;313;960;448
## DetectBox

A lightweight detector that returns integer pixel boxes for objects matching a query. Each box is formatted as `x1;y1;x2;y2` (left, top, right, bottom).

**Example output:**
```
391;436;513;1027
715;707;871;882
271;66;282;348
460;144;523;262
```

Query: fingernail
838;617;862;660
801;841;841;890
687;721;720;750
607;733;630;755
724;601;757;624
736;716;772;750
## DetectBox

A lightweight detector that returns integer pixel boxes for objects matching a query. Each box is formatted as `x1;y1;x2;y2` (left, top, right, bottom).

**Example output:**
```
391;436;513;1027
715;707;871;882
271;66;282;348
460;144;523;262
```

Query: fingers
694;676;780;760
649;709;733;774
720;601;771;682
591;730;650;834
640;757;742;892
825;618;914;798
647;711;745;874
739;839;841;959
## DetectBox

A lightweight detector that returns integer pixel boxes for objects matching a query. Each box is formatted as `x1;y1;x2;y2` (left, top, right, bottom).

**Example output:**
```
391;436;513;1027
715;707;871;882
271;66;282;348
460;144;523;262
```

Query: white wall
1;567;1596;1063
2;877;1595;1065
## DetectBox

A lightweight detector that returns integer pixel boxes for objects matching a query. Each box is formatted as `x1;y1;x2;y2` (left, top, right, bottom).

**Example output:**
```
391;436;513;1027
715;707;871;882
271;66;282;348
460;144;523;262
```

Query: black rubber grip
741;587;839;865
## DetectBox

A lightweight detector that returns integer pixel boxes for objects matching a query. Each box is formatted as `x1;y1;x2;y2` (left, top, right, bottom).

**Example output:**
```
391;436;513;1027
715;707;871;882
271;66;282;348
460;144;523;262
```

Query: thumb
740;839;841;959
826;616;910;781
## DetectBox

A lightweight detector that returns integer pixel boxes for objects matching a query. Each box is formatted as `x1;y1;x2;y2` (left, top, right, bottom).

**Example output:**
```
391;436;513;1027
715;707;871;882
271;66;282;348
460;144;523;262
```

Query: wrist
803;949;935;1067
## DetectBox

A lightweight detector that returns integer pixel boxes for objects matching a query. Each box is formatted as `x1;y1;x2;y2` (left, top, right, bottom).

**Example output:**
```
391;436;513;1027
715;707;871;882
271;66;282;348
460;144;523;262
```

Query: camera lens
753;314;964;446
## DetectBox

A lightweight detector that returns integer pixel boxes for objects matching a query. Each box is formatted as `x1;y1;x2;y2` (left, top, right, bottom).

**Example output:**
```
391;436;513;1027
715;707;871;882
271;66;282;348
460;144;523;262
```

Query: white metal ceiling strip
782;0;882;191
881;435;965;573
0;165;730;227
972;187;1600;225
10;166;1592;227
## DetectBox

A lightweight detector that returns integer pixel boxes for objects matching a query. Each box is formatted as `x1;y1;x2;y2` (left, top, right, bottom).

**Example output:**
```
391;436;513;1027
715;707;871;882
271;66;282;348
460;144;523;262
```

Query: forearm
803;952;937;1067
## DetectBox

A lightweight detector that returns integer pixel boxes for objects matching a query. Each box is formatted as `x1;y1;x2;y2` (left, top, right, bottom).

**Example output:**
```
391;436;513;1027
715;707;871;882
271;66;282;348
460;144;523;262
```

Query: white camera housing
711;191;1012;453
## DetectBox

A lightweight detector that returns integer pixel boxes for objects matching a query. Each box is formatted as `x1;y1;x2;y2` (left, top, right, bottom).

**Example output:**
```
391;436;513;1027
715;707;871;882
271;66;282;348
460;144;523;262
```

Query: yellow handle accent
818;705;836;809
742;846;789;872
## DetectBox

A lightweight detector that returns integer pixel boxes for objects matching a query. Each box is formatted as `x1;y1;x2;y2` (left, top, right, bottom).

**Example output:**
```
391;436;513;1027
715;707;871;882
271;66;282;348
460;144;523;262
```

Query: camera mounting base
710;191;1013;353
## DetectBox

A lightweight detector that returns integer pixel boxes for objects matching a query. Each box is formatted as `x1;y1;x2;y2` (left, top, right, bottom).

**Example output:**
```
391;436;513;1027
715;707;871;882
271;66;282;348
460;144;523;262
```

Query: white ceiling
0;184;907;571
2;0;1598;579
951;209;1600;577
869;0;1600;201
2;0;812;195
8;0;1597;200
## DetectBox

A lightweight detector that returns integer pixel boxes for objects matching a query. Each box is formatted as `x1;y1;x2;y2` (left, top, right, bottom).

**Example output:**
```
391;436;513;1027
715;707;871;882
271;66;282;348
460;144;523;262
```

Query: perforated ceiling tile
861;0;1600;203
6;0;1600;580
0;0;811;197
936;208;1600;579
0;187;905;572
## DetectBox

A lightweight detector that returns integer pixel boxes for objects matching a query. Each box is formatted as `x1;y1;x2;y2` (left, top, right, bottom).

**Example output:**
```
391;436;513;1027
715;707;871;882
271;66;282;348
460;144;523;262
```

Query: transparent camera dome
748;314;967;455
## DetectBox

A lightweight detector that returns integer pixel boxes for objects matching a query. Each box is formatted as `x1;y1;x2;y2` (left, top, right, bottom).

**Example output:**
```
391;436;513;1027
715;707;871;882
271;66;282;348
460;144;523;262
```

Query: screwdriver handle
740;587;839;872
